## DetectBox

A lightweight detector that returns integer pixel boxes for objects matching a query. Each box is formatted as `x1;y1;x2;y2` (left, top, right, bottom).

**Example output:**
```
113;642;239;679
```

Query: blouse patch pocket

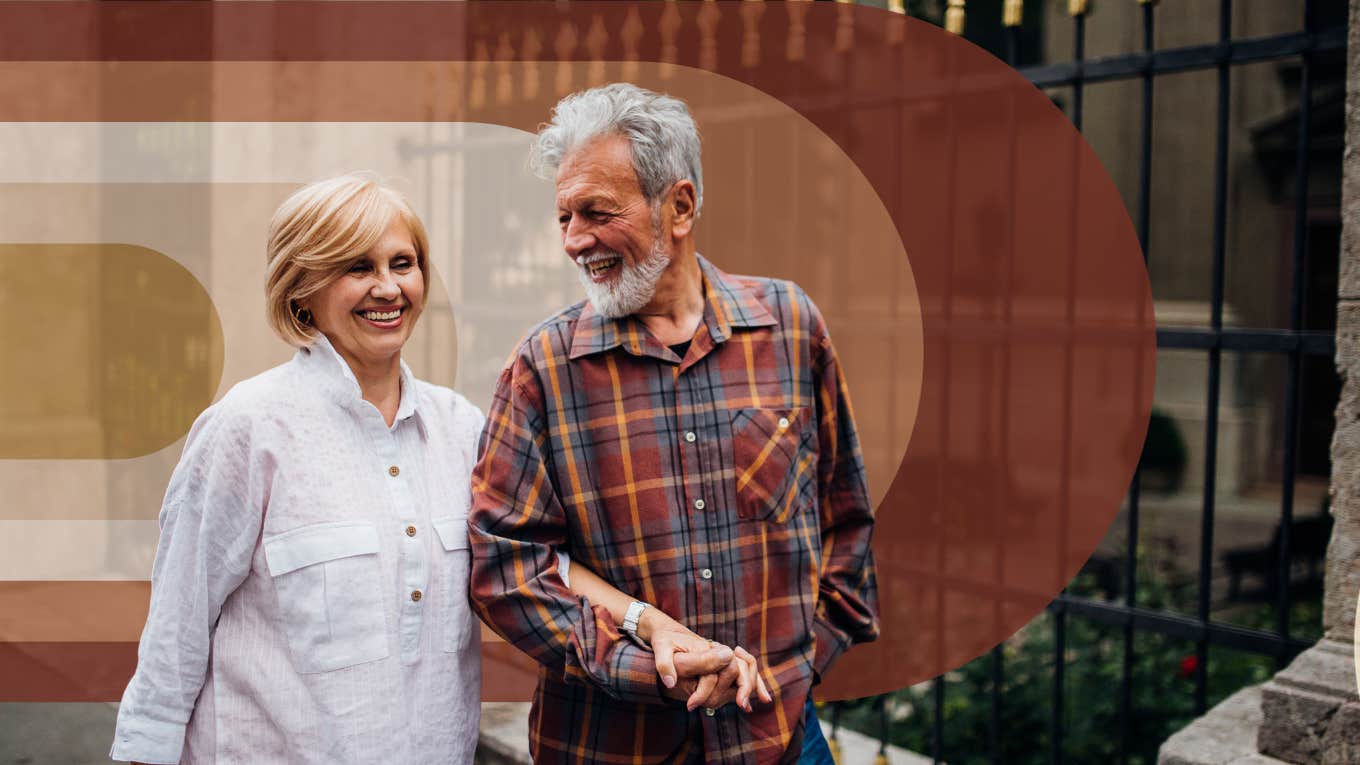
731;406;815;524
264;521;389;674
433;517;474;653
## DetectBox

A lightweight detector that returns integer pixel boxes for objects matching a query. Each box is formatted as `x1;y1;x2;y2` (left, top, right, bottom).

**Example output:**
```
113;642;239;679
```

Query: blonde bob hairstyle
265;173;431;347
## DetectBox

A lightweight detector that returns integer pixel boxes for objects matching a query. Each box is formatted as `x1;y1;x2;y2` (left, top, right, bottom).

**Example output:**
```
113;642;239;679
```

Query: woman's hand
642;607;772;712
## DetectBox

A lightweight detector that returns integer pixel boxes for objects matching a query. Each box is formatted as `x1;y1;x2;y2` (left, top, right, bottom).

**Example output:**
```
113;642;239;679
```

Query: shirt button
684;431;697;443
778;417;790;429
405;525;417;537
701;568;713;580
388;465;400;477
410;589;423;602
705;708;716;717
694;498;706;510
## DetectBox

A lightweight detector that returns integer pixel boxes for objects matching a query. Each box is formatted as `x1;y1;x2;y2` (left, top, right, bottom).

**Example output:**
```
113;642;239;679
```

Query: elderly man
469;83;878;764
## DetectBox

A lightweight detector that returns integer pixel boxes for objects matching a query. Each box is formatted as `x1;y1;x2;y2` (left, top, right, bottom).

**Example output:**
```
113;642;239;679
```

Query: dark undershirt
669;341;691;361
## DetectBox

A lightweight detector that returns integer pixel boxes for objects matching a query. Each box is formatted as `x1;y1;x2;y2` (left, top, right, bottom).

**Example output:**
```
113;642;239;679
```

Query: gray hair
530;83;704;215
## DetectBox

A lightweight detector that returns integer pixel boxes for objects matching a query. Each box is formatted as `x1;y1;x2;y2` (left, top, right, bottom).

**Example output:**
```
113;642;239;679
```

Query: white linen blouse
111;334;485;764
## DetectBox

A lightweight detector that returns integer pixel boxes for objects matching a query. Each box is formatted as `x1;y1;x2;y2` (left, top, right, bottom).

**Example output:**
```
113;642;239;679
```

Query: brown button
410;589;423;602
405;525;417;537
388;465;400;477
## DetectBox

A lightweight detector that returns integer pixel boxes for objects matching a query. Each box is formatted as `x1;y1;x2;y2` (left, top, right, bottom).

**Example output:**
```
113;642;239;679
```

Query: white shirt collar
295;332;426;437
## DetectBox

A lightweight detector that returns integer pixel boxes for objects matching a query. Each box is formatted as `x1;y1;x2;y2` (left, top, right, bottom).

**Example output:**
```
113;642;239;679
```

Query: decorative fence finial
786;0;810;61
659;0;681;79
945;0;966;35
835;0;855;52
698;0;720;72
521;27;541;100
1004;0;1023;27
1068;0;1090;16
621;6;643;82
740;0;765;69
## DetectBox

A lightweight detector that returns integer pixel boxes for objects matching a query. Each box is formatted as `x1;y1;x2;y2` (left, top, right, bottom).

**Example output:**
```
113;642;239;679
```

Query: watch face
624;601;647;628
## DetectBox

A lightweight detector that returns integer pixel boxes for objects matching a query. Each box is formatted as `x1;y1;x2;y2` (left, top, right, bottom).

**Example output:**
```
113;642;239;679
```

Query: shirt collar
295;332;427;438
567;253;777;361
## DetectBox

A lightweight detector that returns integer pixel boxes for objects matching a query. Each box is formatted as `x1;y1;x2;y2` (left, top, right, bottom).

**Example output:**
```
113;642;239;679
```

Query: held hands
639;607;773;713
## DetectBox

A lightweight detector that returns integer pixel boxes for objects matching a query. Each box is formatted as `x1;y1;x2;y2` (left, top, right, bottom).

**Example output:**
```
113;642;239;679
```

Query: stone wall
1160;2;1360;762
1327;0;1360;647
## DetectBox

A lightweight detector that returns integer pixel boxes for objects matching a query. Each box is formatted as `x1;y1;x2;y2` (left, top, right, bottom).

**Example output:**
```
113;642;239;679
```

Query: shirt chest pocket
264;521;389;673
731;407;815;524
432;517;474;653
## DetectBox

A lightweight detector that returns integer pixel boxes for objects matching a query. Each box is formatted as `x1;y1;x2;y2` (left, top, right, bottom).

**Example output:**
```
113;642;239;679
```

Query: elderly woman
110;174;484;764
110;173;761;765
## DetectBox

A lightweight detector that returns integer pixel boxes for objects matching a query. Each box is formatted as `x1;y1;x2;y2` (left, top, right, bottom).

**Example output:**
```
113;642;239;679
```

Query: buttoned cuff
811;615;851;685
609;640;669;706
565;601;668;706
109;715;186;765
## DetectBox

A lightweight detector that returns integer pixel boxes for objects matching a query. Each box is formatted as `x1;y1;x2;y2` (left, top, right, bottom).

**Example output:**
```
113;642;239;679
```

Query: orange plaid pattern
469;255;878;764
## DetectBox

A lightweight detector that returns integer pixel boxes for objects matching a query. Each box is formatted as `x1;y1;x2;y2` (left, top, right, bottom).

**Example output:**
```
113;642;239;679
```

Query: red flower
1177;655;1198;679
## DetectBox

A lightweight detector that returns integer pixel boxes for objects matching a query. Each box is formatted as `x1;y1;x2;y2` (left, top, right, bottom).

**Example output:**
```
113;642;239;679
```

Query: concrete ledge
1159;641;1360;765
476;702;936;764
826;719;937;765
1259;640;1360;764
475;703;532;765
1158;686;1290;765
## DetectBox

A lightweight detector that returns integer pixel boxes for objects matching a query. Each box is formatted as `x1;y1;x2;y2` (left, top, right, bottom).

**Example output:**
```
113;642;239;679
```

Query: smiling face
556;134;672;318
303;219;425;377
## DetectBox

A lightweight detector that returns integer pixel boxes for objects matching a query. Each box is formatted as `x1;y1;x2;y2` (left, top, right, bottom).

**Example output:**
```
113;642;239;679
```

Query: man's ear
667;180;697;240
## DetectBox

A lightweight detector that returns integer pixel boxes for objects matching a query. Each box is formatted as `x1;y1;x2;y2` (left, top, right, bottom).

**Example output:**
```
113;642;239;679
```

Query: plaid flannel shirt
469;255;878;764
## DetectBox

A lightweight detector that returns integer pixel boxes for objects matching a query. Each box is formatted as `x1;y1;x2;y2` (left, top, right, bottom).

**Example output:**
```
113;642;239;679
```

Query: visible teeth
362;310;401;321
587;258;619;275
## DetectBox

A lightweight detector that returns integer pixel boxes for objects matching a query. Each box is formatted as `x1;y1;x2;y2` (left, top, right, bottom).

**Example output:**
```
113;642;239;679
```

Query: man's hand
672;646;772;713
642;608;772;712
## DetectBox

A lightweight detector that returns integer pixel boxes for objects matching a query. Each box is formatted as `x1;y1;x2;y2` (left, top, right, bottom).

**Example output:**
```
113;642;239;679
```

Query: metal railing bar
1123;4;1157;756
910;324;1332;357
933;675;946;764
1051;7;1086;761
992;12;1022;760
1275;0;1317;668
1052;605;1066;765
1051;594;1313;656
1155;328;1335;354
991;645;1004;765
1021;26;1345;88
1193;0;1233;717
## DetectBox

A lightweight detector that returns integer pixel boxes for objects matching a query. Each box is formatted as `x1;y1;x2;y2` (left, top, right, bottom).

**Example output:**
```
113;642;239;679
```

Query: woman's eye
393;259;414;271
349;262;371;273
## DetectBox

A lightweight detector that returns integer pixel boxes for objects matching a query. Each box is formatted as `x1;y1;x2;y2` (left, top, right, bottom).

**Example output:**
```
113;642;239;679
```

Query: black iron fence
829;1;1348;763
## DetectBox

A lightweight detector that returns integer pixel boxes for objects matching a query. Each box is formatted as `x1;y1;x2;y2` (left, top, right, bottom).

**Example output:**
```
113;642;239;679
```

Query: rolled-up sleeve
468;357;665;706
110;403;269;764
806;297;880;683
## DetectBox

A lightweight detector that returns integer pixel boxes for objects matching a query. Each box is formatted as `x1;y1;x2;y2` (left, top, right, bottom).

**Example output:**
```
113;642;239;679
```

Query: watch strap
621;600;651;647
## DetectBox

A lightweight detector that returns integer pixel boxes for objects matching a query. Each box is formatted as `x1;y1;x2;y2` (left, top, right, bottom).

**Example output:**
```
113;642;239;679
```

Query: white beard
577;241;670;319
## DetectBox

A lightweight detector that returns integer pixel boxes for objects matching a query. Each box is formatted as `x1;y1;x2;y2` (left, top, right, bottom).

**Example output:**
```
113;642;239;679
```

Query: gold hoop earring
292;303;313;325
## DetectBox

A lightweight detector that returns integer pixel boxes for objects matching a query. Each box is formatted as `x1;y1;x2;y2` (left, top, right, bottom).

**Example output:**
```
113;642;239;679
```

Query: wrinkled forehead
554;135;642;204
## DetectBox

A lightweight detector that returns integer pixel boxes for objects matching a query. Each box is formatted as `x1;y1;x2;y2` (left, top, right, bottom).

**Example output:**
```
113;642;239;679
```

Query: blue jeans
800;697;836;765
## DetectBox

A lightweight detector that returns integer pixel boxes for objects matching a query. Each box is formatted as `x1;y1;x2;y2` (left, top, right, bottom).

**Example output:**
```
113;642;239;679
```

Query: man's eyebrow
557;193;615;210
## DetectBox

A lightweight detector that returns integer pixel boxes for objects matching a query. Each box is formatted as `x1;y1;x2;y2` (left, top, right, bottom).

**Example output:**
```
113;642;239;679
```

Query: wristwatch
621;600;652;648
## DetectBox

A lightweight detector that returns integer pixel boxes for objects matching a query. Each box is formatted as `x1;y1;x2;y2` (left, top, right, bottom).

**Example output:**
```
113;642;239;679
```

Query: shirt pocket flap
264;521;381;576
433;517;471;552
